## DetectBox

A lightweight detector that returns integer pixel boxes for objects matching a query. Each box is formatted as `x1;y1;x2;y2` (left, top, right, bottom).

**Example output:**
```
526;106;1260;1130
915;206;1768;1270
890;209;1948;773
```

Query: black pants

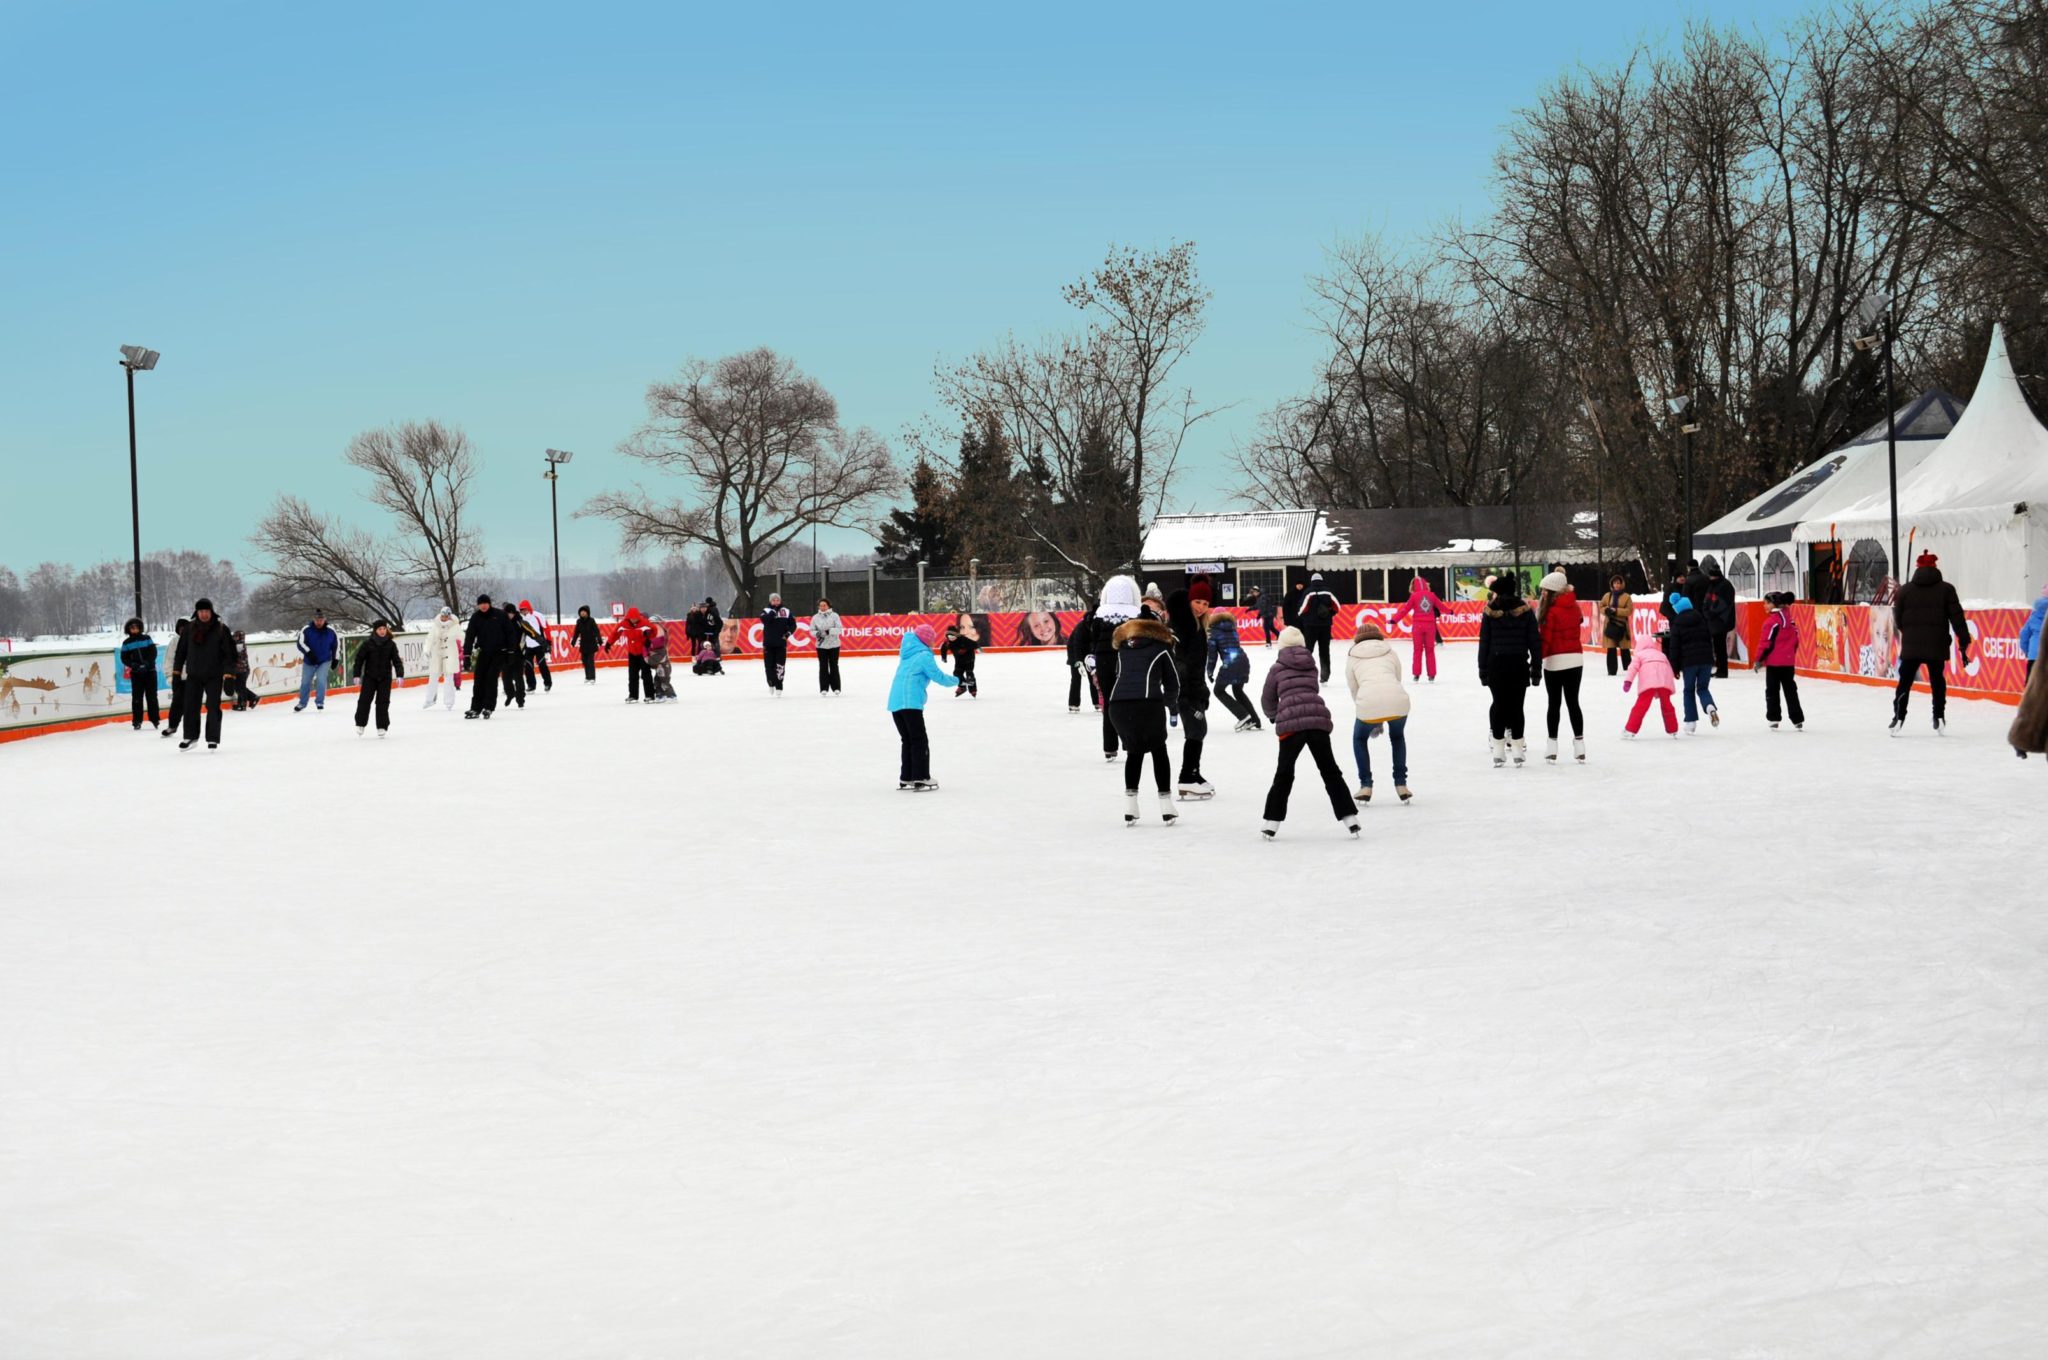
1712;629;1730;678
1067;663;1095;710
818;648;841;692
1305;628;1333;680
580;646;598;681
1263;731;1358;823
355;678;392;730
131;674;160;726
1895;659;1947;722
502;659;525;706
1764;666;1804;725
893;709;930;781
953;654;977;695
1544;667;1584;739
763;645;787;691
469;655;501;713
524;649;551;690
1212;680;1256;726
1605;646;1633;676
232;675;259;709
1177;706;1208;783
1108;700;1171;793
165;675;187;732
1486;674;1530;740
626;654;652;700
181;677;225;744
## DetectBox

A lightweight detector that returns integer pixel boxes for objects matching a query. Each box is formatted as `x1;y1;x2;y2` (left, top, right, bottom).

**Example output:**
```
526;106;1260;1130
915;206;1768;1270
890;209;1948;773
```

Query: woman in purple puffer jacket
1258;627;1361;840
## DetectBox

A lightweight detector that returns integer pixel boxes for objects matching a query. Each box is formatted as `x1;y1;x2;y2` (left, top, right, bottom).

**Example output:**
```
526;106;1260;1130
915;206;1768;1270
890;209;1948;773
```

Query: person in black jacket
1253;586;1279;649
702;598;725;656
1298;573;1340;681
119;618;159;730
171;598;237;749
1476;576;1541;766
572;606;603;683
941;615;983;697
1065;612;1096;712
1085;575;1144;760
351;619;406;735
1105;615;1183;823
1666;595;1719;730
758;594;796;692
464;595;515;719
1165;585;1214;796
160;618;189;739
1891;552;1972;732
1701;562;1738;677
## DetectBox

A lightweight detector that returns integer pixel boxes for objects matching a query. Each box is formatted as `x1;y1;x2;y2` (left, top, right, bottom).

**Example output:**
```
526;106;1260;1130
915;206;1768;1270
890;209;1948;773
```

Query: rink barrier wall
3;599;2022;744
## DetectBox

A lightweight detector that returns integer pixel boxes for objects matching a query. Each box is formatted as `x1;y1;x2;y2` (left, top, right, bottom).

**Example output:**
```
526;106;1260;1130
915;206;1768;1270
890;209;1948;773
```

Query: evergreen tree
949;413;1028;565
875;459;957;573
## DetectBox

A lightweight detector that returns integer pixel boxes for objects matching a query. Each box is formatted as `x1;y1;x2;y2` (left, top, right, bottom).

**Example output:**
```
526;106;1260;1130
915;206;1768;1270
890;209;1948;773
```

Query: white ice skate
355;727;364;738
377;730;388;739
1176;781;1215;801
1933;718;1948;735
1510;738;1527;767
1260;821;1278;841
1124;790;1140;826
1683;720;1697;734
1490;738;1507;768
1573;738;1586;763
1159;793;1178;826
1545;739;1558;763
1396;785;1412;803
1345;817;1361;839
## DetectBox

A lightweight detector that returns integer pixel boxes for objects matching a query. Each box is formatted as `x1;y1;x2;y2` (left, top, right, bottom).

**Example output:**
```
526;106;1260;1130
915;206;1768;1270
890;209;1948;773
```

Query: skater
942;614;982;697
518;600;552;692
692;641;724;676
1702;561;1738;676
119;618;160;730
573;606;603;683
294;608;338;712
1142;580;1167;619
1753;591;1805;729
1599;574;1634;675
1252;585;1279;649
812;599;843;694
887;623;958;789
160;619;189;738
421;605;463;709
1281;579;1307;633
1164;585;1213;798
1084;575;1144;761
645;625;676;702
607;607;655;702
1343;622;1410;803
350;619;404;735
1065;609;1097;712
1665;595;1719;732
230;630;258;710
1477;575;1541;767
1536;571;1587;763
171;598;236;749
2019;581;2046;681
758;594;796;692
1105;610;1182;825
1299;573;1340;681
500;622;528;709
1389;574;1449;681
1620;633;1680;737
1259;626;1360;839
464;593;516;719
1206;601;1258;730
701;598;724;656
2010;631;2048;757
1891;551;1972;733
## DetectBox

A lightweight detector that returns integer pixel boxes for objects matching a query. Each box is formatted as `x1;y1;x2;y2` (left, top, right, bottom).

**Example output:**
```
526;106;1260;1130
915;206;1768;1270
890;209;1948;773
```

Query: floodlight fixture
119;345;160;372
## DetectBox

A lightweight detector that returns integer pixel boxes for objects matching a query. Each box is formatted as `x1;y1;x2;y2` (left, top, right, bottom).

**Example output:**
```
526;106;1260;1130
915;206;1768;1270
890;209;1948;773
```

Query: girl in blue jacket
2021;582;2047;681
888;625;958;790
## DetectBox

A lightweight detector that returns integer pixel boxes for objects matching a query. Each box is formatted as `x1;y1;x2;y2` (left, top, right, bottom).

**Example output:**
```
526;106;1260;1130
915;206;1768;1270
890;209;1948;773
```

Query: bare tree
583;348;900;612
249;496;408;627
344;421;486;609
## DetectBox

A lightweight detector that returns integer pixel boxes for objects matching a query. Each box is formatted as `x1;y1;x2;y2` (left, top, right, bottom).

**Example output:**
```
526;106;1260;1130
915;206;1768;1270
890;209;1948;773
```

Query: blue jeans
298;660;330;708
1681;665;1715;723
1351;717;1407;787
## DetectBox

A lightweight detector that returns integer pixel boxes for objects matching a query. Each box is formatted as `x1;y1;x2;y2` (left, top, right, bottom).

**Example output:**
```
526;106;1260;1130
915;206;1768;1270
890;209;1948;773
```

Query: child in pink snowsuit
1621;634;1680;736
1388;575;1449;680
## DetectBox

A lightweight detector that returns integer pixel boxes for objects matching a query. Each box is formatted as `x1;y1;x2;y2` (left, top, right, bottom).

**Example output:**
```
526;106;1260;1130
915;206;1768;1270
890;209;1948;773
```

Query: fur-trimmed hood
1113;617;1175;649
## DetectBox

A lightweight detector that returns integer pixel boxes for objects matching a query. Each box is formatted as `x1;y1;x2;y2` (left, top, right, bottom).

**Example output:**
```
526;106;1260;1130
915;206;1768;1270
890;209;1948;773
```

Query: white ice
3;648;2043;1358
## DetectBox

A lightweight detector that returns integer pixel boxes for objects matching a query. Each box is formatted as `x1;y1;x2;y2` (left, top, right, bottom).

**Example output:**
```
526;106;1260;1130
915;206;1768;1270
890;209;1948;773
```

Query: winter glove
1622;681;1633;693
1083;655;1097;673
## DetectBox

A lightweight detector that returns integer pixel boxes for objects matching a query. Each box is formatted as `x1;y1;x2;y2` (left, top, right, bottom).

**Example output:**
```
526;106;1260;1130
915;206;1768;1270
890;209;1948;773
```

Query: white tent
1695;388;1961;597
1795;324;2048;603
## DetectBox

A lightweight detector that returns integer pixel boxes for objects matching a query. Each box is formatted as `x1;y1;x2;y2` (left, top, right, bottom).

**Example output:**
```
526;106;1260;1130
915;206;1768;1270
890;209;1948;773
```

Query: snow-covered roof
1140;509;1324;564
1316;504;1601;564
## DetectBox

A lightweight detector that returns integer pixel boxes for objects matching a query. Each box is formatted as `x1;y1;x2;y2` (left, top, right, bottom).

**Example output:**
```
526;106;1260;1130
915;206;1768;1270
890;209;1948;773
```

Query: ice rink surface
4;646;2042;1358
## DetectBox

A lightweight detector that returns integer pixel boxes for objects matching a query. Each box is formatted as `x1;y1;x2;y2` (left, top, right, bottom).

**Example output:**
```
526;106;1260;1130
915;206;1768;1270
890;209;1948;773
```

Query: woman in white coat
421;606;465;709
1343;622;1413;803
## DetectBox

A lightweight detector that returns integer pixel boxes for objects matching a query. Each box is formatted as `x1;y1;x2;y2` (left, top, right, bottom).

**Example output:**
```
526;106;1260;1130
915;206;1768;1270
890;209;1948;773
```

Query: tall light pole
543;449;574;623
1668;393;1700;568
1854;293;1900;588
118;346;161;625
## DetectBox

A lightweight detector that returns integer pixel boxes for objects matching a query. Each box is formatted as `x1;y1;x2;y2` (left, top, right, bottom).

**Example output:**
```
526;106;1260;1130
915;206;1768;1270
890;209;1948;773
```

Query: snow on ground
3;647;2042;1358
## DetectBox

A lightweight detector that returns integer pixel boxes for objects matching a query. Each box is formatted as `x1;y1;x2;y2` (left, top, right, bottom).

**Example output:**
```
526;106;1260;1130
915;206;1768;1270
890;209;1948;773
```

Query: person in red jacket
1752;591;1804;729
607;607;657;703
1388;574;1449;681
1535;571;1587;762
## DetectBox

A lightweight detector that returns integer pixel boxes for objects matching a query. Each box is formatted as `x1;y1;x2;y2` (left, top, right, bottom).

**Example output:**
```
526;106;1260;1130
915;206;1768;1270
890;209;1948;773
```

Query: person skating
1753;592;1805;730
1620;633;1681;738
351;619;405;736
887;623;958;790
518;600;553;692
1702;561;1738;677
701;598;724;657
1536;570;1587;763
758;594;796;693
644;624;676;702
160;618;189;738
1477;575;1542;767
692;642;724;676
1298;573;1340;682
1083;576;1144;761
572;606;603;684
464;594;517;720
1890;551;1972;733
1206;604;1258;731
230;630;257;710
1259;627;1360;839
606;607;655;702
942;615;983;698
1599;574;1634;675
1280;579;1307;634
421;605;463;709
500;622;528;709
1388;575;1449;681
1665;595;1719;732
1343;622;1411;803
171;598;236;749
1164;585;1213;798
1106;610;1182;825
2009;629;2048;758
812;599;843;694
1065;609;1096;712
294;608;339;712
119;618;160;731
1141;581;1167;620
2018;581;2046;683
1252;585;1279;649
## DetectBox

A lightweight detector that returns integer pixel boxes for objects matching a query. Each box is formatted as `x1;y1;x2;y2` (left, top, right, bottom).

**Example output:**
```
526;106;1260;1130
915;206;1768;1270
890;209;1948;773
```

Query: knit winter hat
1095;575;1142;624
1917;551;1939;569
1539;571;1568;594
519;600;531;611
476;593;492;605
1669;595;1693;614
1143;581;1164;601
1188;578;1213;605
912;624;938;649
1277;625;1307;649
193;597;214;613
1310;573;1324;584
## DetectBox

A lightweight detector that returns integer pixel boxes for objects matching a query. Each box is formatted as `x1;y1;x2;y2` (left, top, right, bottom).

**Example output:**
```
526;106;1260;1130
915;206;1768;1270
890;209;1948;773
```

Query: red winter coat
1755;609;1798;667
607;612;653;656
1538;590;1583;660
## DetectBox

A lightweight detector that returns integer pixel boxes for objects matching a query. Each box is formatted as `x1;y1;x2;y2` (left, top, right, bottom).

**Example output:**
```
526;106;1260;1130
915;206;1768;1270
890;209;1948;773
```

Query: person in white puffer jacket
420;606;465;709
1343;622;1413;804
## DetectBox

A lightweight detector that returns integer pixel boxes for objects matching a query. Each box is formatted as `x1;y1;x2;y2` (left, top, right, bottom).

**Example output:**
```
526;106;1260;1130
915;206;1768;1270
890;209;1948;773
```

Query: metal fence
768;560;1084;615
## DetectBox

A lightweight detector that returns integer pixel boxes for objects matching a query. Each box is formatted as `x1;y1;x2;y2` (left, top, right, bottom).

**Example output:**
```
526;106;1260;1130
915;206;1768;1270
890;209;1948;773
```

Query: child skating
1620;633;1680;738
887;624;958;790
350;619;405;736
1259;627;1360;840
942;616;982;697
1753;591;1804;729
120;618;160;731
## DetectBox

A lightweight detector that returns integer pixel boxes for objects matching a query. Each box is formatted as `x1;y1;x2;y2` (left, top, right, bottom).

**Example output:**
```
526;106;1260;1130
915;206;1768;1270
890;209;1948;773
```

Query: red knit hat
1188;577;1213;604
1916;552;1939;569
519;600;532;610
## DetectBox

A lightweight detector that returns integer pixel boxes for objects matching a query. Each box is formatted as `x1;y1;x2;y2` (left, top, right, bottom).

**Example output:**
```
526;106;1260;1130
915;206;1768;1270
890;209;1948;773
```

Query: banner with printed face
1731;600;2030;697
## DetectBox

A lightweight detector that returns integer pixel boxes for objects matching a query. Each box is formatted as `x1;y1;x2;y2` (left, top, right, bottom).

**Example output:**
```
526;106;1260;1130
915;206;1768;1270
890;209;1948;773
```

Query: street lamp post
1667;394;1700;568
118;346;161;625
1855;294;1900;587
543;449;574;623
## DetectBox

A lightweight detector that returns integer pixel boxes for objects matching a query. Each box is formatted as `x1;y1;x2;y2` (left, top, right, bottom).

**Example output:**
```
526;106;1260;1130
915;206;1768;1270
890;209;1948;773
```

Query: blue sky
1;0;1815;579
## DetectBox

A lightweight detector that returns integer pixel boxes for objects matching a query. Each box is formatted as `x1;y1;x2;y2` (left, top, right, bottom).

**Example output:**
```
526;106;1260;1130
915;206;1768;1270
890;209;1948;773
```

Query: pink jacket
1756;610;1798;667
1622;644;1676;694
1389;580;1448;640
